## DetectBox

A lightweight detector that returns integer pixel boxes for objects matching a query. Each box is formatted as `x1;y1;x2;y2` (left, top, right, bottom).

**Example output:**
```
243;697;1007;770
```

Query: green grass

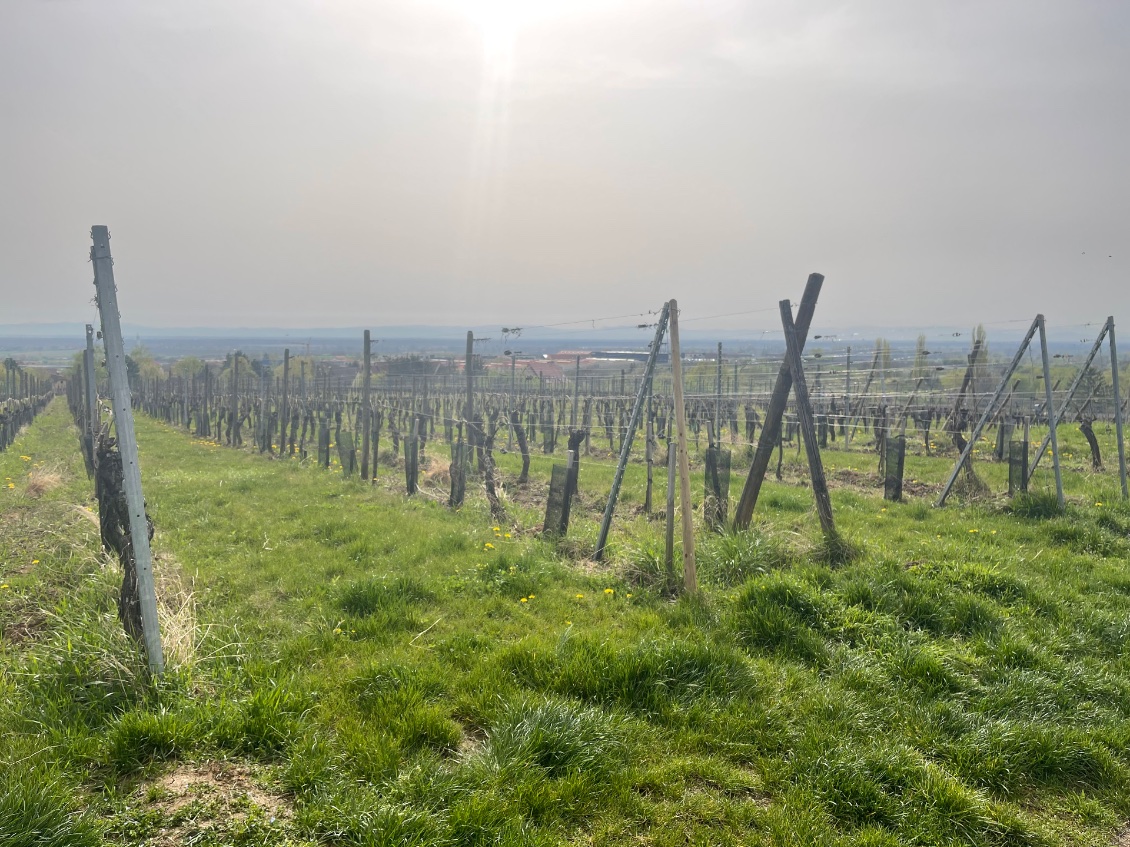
2;399;1130;845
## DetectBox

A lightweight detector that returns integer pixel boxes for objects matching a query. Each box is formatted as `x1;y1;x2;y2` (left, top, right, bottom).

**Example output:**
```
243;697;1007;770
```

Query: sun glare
424;0;609;58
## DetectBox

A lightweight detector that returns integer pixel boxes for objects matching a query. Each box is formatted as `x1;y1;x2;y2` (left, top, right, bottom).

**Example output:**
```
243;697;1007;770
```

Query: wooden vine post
90;225;164;675
935;316;1039;503
1111;316;1128;499
733;273;824;529
83;323;99;466
360;331;372;480
779;300;836;537
1037;315;1065;510
668;299;697;592
280;348;290;455
594;303;670;561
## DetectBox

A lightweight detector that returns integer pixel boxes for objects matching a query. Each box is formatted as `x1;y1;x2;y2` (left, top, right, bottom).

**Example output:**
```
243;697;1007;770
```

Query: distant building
523;361;566;383
590;350;668;364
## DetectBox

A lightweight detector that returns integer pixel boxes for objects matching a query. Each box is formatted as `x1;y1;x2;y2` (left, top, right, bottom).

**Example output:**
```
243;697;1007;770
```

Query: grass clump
478;696;628;781
106;708;202;774
0;767;102;847
699;528;790;587
1007;491;1062;519
730;573;834;664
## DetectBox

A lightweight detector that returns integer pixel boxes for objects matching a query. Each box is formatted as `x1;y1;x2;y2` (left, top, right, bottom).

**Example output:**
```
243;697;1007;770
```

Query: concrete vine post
90;225;164;675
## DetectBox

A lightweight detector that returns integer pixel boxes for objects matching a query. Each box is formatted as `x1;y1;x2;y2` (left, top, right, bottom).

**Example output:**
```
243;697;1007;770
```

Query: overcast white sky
2;0;1127;331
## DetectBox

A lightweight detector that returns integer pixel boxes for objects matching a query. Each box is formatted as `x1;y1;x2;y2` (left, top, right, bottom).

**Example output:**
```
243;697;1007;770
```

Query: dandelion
0;584;8;590
626;593;632;599
968;529;979;533
880;508;887;513
333;627;342;634
19;456;29;461
565;620;572;626
31;559;39;565
492;526;500;532
520;597;528;603
484;542;494;550
6;484;12;489
604;588;614;595
504;532;512;539
1095;502;1104;507
575;593;584;599
527;594;535;599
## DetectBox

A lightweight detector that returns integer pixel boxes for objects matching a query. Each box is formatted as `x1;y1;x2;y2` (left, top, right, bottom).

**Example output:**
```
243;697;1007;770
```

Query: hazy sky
2;0;1127;333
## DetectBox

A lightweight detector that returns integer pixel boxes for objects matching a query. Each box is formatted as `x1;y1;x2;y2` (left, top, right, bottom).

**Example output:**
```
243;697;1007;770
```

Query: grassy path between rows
3;399;1130;846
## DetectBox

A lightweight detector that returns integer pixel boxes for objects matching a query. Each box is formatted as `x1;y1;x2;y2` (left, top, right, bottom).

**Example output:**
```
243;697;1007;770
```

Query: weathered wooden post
594;303;670;561
279;349;290;456
937;317;1041;507
664;439;677;591
360;332;372;479
90;226;164;675
1037;316;1065;510
884;435;906;502
780;300;836;537
1110;316;1128;499
1008;435;1028;496
733;274;824;529
572;355;581;428
669;300;697;592
715;342;723;440
83;324;99;463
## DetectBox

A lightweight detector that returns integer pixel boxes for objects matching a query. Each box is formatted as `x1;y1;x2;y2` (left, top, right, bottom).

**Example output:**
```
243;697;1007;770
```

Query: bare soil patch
134;760;292;845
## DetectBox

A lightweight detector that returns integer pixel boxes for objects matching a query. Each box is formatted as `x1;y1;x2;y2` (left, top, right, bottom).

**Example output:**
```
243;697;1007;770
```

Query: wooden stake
1028;319;1111;482
1038;315;1065;510
780;301;836;536
665;439;676;590
1110;316;1128;499
936;316;1040;507
733;273;824;529
594;303;670;561
360;331;372;479
668;299;697;592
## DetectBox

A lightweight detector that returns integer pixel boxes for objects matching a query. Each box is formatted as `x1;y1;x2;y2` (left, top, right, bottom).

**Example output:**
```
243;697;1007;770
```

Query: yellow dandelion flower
31;559;39;565
1;584;9;590
626;593;632;599
520;597;528;603
6;484;13;489
1095;502;1103;507
528;594;535;599
484;542;495;550
565;620;572;626
604;588;614;595
575;593;584;599
492;526;500;532
504;532;512;539
968;529;979;533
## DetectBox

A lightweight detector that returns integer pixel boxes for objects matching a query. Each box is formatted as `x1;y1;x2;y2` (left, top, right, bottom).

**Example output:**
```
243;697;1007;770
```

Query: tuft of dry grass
153;553;199;669
24;467;65;499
